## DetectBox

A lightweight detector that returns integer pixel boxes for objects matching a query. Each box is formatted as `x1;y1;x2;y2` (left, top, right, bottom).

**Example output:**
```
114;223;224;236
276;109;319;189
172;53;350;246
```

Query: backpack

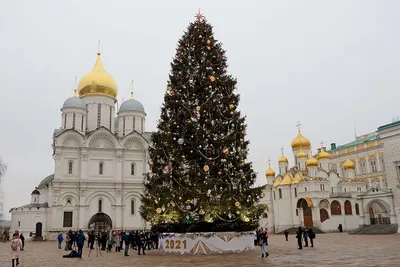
11;239;19;250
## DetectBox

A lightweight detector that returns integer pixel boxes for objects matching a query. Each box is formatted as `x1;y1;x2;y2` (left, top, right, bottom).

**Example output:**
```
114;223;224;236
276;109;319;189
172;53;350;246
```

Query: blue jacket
58;233;63;242
76;232;86;246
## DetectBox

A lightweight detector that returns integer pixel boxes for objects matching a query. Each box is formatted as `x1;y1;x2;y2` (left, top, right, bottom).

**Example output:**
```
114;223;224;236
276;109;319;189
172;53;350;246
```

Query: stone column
366;157;371;174
355;158;360;175
376;153;382;172
116;150;123;181
313;205;321;228
78;191;86;229
115;190;122;229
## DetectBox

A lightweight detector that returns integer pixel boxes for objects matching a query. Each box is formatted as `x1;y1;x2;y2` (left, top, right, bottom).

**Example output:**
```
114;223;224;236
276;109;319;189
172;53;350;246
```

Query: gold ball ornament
203;165;210;172
167;86;172;91
207;39;211;44
154;199;158;204
156;208;162;214
196;106;201;111
199;209;205;215
253;202;258;207
210;76;216;82
196;113;201;118
236;211;241;215
218;171;222;175
223;148;229;154
235;201;241;207
229;104;234;109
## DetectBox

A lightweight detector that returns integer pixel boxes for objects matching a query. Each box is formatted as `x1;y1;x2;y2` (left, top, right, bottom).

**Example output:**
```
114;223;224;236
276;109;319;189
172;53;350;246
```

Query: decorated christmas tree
140;12;265;232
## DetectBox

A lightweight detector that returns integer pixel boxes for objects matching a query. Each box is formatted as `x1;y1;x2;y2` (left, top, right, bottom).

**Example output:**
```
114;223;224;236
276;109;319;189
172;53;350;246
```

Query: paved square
1;233;399;267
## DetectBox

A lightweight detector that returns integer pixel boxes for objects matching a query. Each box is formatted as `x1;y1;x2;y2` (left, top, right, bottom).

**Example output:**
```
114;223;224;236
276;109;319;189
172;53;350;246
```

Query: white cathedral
10;52;151;240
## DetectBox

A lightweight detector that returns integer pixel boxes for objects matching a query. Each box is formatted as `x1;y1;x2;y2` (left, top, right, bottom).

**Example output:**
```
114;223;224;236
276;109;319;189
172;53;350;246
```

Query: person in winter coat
308;228;316;247
57;232;63;249
115;232;121;252
76;230;86;258
261;229;269;258
284;229;289;241
106;231;114;252
296;227;303;250
10;233;22;267
64;233;70;251
19;233;25;251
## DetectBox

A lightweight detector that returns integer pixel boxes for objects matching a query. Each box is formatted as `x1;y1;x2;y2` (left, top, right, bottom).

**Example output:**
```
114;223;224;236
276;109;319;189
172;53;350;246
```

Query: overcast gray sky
1;0;399;218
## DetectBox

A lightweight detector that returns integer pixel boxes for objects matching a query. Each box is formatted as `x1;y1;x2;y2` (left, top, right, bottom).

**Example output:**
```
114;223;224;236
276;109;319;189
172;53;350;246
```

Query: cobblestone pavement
1;233;399;267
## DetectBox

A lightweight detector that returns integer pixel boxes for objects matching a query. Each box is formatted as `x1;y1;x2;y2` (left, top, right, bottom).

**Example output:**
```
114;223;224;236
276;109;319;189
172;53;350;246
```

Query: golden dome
78;53;118;99
278;155;289;164
317;149;331;160
272;177;282;187
280;173;293;186
306;155;318;167
297;151;308;158
291;131;311;150
265;167;275;177
343;159;355;170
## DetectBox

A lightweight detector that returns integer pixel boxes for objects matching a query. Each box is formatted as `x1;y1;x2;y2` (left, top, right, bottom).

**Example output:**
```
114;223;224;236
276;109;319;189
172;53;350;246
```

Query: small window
109;107;112;129
131;199;135;214
305;187;307;192
262;213;268;218
97;104;101;128
294;188;297;198
278;189;282;199
357;187;361;192
296;209;298;216
63;114;67;128
344;188;347;192
273;191;276;200
355;203;360;215
141;119;144;133
81;114;84;131
123;117;126;136
18;221;20;227
68;161;73;174
98;199;102;213
99;162;104;175
34;198;36;202
331;201;342;215
72;113;76;129
132;116;136;132
131;163;135;175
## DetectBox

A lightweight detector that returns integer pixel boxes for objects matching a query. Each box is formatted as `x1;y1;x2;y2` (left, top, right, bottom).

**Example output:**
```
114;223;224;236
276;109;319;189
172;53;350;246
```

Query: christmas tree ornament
203;165;210;172
235;201;241;207
178;138;184;145
210;76;216;82
196;106;201;111
199;209;205;215
156;208;162;214
207;39;211;44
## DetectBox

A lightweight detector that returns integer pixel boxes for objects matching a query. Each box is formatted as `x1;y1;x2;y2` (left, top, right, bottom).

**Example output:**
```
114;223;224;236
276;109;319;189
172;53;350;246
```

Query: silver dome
62;97;87;109
119;99;145;113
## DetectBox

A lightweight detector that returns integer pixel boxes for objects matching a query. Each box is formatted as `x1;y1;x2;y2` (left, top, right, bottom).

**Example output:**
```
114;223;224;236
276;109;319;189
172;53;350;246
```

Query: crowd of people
59;229;159;258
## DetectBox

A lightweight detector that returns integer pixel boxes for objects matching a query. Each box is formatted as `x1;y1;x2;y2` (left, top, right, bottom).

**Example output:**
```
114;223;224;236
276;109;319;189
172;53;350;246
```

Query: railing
329;192;352;198
370;217;391;225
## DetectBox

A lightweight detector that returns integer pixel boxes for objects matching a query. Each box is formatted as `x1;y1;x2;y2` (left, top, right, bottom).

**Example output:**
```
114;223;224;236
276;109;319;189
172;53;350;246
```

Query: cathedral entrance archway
35;222;43;237
88;212;112;232
367;200;390;225
297;198;313;227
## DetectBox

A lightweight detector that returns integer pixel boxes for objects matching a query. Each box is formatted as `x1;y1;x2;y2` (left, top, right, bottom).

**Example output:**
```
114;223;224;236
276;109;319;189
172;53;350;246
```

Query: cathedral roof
119;99;145;113
31;188;40;195
38;174;54;188
291;131;311;150
62;96;86;110
78;52;118;99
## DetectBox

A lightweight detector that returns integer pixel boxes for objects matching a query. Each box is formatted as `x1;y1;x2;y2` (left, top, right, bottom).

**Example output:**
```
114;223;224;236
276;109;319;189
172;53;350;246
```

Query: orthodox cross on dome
296;121;302;132
73;76;78;97
280;146;284;155
320;140;324;148
130;79;134;99
195;9;204;20
97;40;101;55
268;157;271;167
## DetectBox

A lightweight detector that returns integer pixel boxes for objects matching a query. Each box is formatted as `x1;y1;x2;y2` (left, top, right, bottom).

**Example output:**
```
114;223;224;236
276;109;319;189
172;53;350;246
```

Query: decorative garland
159;231;255;239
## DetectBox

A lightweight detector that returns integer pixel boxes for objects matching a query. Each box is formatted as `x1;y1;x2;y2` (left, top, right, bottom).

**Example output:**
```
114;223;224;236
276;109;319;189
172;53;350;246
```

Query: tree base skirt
158;232;255;255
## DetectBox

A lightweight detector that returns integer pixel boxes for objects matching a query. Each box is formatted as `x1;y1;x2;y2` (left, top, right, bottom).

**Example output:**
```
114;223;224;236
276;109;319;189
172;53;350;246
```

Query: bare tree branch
0;157;7;178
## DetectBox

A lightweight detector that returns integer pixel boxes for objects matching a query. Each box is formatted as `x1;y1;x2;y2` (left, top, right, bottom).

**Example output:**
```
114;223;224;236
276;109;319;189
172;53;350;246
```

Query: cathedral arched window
359;159;366;175
344;200;352;215
98;199;102;213
109;107;112;130
278;189;282;199
63;113;67;129
355;203;360;215
141;119;144;133
131;199;135;214
99;162;104;175
380;157;385;171
331;201;342;215
68;161;73;174
97;104;101;128
262;213;268;218
131;163;135;175
81;114;84;131
371;158;377;173
132;116;136;132
294;188;297;198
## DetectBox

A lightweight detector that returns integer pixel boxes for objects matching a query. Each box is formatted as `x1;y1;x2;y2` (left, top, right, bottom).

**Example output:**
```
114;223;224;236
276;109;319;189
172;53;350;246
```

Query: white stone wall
81;95;115;132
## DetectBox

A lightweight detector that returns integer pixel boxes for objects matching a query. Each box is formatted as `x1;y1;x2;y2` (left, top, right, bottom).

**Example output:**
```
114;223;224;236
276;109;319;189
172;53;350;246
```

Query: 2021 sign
164;239;187;250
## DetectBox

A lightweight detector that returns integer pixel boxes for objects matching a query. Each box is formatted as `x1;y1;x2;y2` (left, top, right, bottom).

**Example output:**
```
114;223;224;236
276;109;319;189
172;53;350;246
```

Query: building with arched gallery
259;125;399;233
9;52;151;240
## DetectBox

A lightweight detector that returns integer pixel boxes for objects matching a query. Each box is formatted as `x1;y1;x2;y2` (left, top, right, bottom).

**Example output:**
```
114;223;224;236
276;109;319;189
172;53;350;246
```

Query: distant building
260;125;397;233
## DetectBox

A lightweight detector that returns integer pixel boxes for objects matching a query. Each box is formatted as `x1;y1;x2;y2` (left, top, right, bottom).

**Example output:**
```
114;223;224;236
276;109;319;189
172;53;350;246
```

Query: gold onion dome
280;173;293;185
306;155;318;167
297;151;308;158
343;159;355;170
291;131;311;150
278;155;289;164
78;52;118;99
266;167;275;177
317;149;331;160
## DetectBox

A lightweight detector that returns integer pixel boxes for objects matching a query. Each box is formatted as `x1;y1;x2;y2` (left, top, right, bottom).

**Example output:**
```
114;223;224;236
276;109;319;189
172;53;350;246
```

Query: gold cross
296;121;302;132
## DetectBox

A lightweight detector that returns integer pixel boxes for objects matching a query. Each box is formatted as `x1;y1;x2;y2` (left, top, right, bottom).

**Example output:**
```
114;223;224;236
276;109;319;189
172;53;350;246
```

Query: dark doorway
35;222;43;237
320;209;329;223
297;198;313;227
88;212;112;232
